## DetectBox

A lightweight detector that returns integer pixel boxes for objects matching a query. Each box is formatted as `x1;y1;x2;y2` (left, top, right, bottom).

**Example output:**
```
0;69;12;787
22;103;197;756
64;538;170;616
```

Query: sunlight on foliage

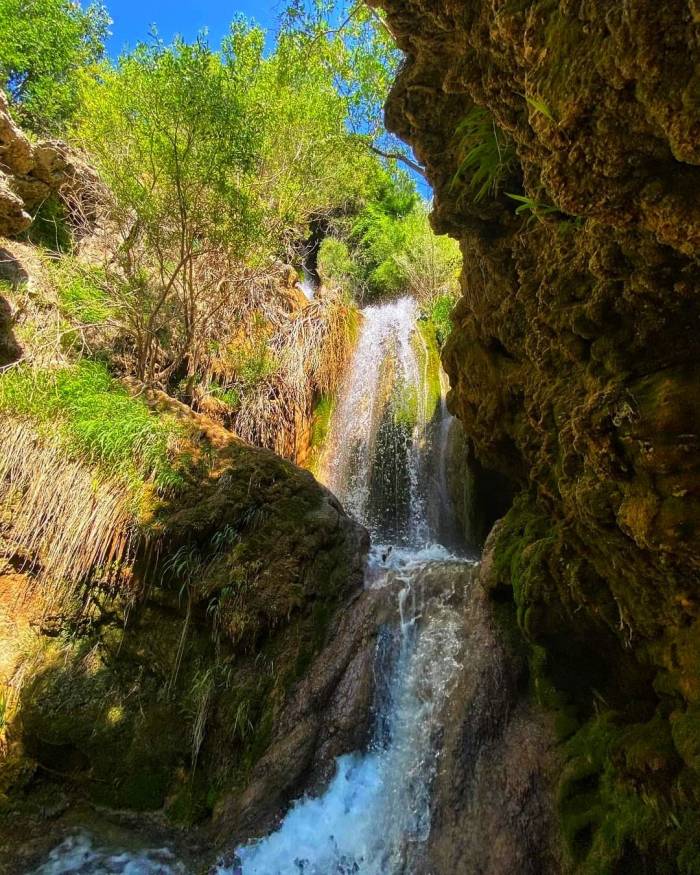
0;0;109;133
0;360;188;491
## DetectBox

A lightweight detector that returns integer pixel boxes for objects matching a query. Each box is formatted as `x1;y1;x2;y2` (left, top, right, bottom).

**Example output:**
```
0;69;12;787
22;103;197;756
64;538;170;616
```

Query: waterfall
298;266;317;301
230;565;467;875
223;297;473;874
30;297;473;875
323;297;430;547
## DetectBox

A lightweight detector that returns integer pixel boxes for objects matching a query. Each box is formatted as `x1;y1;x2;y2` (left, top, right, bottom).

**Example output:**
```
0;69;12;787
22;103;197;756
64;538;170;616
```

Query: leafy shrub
318;238;360;289
0;0;109;133
427;294;456;347
506;193;560;225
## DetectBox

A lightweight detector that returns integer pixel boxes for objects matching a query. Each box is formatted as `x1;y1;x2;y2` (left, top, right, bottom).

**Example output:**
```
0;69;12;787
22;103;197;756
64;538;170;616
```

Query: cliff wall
372;1;700;871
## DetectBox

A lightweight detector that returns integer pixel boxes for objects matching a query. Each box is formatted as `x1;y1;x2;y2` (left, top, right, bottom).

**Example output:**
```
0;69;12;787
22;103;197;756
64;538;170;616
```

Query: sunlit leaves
0;0;109;132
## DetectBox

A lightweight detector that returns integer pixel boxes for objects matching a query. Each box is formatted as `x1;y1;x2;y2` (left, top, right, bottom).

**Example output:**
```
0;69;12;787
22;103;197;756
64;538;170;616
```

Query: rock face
0;401;370;872
428;558;561;875
213;581;396;848
0;90;87;238
372;1;700;871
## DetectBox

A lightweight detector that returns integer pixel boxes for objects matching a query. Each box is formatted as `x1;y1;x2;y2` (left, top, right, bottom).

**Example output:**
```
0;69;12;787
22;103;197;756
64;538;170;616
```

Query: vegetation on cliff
0;0;464;855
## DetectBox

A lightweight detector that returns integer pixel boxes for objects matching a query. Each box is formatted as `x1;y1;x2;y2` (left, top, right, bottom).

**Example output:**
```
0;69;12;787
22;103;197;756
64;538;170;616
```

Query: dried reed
0;418;137;600
233;291;360;457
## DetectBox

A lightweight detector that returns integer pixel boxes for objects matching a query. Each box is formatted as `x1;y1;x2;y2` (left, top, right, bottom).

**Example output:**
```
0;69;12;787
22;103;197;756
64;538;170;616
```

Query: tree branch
367;143;427;179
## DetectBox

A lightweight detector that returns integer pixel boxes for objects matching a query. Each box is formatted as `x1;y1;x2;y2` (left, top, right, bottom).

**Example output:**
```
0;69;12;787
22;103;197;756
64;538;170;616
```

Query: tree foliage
2;1;463;465
279;0;423;177
71;14;420;382
0;0;109;132
321;196;461;303
75;37;258;381
221;18;384;247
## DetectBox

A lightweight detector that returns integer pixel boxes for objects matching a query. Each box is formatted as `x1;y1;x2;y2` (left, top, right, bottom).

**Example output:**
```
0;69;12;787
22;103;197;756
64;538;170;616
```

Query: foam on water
221;566;465;875
30;832;187;875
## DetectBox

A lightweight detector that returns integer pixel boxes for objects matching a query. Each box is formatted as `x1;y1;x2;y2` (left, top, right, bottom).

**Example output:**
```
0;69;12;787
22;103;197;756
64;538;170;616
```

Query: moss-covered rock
0;399;369;866
371;0;700;868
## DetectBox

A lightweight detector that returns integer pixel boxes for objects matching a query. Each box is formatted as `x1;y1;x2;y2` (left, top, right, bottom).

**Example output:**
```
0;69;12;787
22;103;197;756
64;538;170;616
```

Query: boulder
0;400;370;871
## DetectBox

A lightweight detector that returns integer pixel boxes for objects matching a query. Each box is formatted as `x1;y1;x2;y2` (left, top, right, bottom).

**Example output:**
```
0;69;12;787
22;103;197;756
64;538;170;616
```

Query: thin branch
368;143;427;179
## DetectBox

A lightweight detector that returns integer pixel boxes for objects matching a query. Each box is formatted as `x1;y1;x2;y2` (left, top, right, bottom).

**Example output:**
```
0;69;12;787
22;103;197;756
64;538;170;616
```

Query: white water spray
298;266;317;301
228;566;465;875
323;297;429;546
222;297;471;875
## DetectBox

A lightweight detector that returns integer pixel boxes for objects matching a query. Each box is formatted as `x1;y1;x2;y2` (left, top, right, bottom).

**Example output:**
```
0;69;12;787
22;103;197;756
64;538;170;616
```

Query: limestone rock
0;91;33;176
0;171;31;237
372;0;700;869
0;90;91;238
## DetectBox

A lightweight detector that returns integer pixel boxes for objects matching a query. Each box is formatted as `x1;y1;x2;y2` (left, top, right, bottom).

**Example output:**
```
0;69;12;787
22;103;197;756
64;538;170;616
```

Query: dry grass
233;290;361;458
0;418;137;599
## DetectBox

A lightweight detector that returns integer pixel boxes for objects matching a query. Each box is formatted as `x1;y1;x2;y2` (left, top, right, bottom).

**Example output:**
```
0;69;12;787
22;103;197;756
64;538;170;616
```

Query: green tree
0;0;109;132
279;0;424;178
221;17;386;254
75;37;258;381
324;197;461;302
389;204;462;301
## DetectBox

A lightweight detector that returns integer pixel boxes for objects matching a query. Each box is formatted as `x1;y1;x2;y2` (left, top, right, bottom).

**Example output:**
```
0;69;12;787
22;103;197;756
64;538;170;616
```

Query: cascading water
221;297;474;874
323;296;429;547
298;266;317;301
30;297;474;875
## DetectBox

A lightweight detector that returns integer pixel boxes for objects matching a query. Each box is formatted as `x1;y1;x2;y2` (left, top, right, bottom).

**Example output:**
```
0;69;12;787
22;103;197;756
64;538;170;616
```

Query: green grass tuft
506;192;560;225
0;360;188;492
51;259;113;325
525;94;556;123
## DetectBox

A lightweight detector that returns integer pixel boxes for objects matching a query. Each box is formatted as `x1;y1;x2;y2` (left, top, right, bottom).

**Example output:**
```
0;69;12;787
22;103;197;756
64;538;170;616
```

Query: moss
109;769;172;811
306;393;336;475
486;492;700;869
559;715;644;871
671;704;700;772
414;315;443;423
165;774;213;826
393;383;419;428
488;494;557;638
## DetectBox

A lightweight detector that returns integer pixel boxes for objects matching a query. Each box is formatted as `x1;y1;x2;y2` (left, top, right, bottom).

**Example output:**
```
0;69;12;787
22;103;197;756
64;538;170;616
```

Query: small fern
451;107;516;204
506;193;560;225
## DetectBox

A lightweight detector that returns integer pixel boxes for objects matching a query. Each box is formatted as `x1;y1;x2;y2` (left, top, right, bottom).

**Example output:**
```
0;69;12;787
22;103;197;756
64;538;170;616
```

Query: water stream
223;297;473;874
30;298;473;875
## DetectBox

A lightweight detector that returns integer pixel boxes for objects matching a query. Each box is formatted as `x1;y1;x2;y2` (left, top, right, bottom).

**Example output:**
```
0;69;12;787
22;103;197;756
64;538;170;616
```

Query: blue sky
106;1;283;56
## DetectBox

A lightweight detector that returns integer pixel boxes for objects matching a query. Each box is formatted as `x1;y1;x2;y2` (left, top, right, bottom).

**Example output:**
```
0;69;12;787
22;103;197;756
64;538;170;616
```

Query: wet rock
213;584;397;844
371;0;700;868
427;566;561;875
